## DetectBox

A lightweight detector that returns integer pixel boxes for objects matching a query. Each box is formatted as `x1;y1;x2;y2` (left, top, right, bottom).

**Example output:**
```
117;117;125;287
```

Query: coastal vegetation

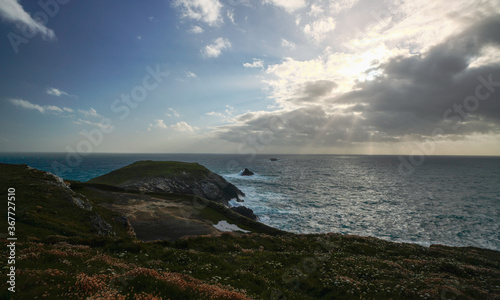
1;162;499;299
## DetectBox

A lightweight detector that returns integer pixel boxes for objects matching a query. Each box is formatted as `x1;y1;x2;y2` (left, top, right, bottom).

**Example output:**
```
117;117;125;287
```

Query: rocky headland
1;161;499;299
88;160;245;204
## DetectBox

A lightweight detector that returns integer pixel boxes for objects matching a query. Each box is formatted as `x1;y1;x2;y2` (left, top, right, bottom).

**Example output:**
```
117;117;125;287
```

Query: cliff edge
88;160;244;204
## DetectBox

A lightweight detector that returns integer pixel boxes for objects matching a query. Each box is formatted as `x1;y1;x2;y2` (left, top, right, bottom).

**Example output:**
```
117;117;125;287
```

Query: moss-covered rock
88;161;244;204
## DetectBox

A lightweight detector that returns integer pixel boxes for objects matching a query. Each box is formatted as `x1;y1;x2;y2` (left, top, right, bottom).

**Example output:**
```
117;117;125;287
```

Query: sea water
1;153;499;251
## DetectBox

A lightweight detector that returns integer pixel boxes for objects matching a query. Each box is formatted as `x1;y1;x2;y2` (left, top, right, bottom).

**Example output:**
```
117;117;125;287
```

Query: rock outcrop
231;206;259;220
240;168;254;176
89;161;245;204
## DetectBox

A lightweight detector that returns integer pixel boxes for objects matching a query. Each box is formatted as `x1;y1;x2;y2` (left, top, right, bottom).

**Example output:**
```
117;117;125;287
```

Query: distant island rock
240;168;254;176
88;160;245;204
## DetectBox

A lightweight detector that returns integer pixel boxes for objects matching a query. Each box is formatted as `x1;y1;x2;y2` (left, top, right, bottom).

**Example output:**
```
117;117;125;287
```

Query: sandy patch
213;221;250;233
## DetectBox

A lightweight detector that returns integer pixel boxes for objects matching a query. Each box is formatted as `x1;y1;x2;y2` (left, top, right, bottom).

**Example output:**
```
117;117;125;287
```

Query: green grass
88;160;210;186
0;164;97;239
1;163;500;299
2;233;500;299
0;163;132;241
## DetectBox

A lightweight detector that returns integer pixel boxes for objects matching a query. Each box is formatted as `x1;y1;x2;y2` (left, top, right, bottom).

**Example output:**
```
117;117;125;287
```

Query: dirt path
95;190;220;241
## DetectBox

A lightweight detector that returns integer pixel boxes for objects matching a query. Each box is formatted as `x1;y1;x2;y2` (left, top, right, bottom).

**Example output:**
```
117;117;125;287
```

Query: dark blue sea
1;153;499;251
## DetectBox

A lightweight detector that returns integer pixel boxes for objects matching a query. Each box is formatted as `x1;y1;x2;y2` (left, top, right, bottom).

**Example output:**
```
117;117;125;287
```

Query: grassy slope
0;164;128;240
69;183;283;239
87;160;210;186
1;163;500;299
2;233;500;299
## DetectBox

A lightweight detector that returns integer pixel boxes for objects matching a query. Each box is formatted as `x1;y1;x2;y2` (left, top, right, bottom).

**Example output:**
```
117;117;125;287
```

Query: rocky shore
1;162;499;299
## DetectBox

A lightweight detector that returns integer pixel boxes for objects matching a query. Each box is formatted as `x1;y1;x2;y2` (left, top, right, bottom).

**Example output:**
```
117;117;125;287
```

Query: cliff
0;163;115;238
88;160;245;204
1;162;499;299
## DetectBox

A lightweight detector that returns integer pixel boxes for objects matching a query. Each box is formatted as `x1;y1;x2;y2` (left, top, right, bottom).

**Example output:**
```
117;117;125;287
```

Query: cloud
173;0;223;26
186;71;198;78
46;87;71;97
206;105;234;121
0;0;55;39
166;107;181;118
281;38;296;50
308;3;324;16
243;59;264;69
304;17;336;42
171;121;196;132
148;119;168;131
78;108;102;118
226;9;235;24
74;119;113;131
327;16;500;136
188;25;204;34
212;16;500;149
202;37;231;58
328;0;359;14
263;0;306;13
265;56;343;106
10;98;72;114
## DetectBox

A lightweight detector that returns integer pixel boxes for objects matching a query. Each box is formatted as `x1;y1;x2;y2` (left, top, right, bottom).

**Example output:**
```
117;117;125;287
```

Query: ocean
1;153;499;251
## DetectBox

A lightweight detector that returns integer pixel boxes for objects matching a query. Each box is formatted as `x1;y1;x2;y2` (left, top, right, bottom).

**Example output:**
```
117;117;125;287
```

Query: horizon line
1;151;499;158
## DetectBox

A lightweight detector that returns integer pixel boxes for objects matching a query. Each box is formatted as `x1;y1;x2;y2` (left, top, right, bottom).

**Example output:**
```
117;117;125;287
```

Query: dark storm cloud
214;106;398;148
214;16;500;147
301;80;338;99
333;16;500;135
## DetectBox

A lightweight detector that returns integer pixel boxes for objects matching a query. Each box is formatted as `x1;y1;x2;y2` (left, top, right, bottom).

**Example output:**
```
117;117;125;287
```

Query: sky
0;0;499;155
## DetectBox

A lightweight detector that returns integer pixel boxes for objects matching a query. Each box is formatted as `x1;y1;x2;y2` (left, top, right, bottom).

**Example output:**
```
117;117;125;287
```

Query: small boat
269;158;279;161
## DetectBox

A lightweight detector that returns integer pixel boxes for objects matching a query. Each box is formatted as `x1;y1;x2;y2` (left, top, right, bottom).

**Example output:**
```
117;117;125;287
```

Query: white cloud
304;17;336;42
45;105;63;113
10;98;44;113
207;105;234;121
46;87;70;97
188;25;204;34
202;37;231;58
243;58;264;69
74;119;113;131
308;4;324;16
166;107;181;118
328;0;359;14
0;0;55;39
171;121;195;132
263;0;306;13
10;98;72;114
281;38;296;50
206;111;224;117
173;0;223;26
148;119;168;131
78;108;102;118
186;71;198;78
227;9;235;24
